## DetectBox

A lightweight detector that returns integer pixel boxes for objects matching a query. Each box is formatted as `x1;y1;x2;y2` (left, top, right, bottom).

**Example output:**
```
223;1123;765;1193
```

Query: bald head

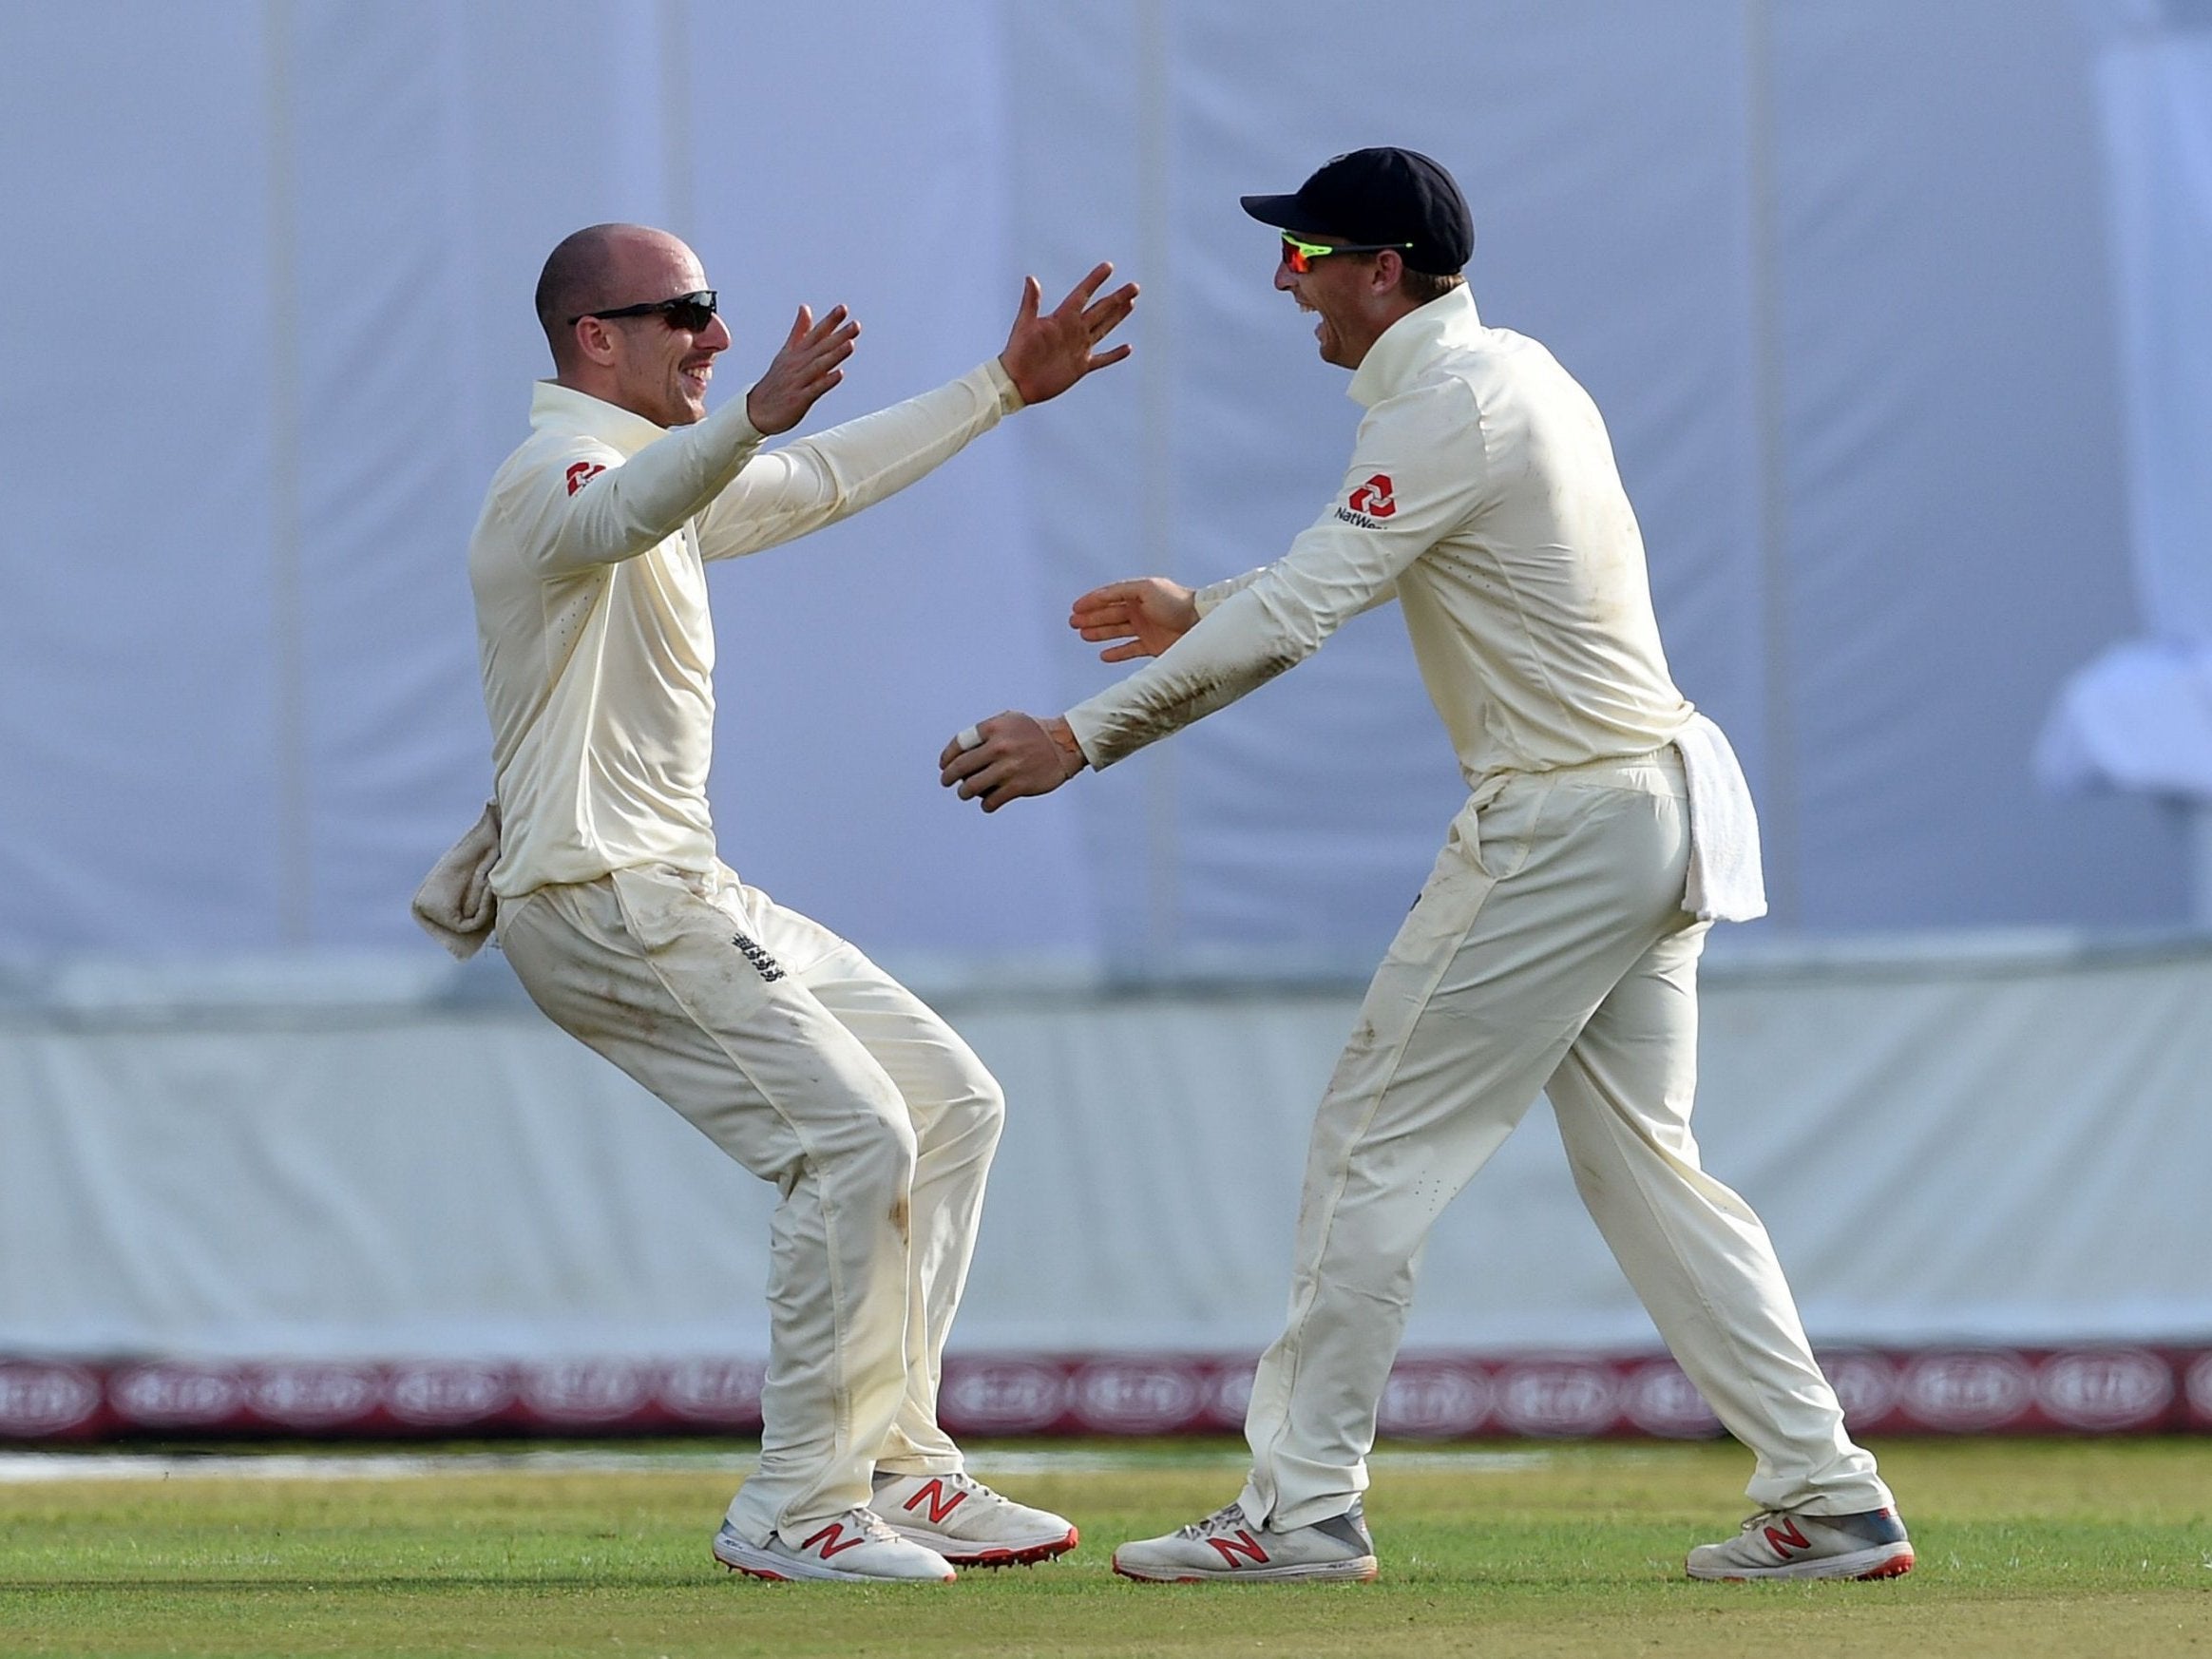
535;222;696;372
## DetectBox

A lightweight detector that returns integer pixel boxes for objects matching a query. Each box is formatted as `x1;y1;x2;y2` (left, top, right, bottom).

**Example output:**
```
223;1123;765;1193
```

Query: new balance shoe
712;1510;956;1583
1112;1499;1378;1583
1686;1506;1915;1581
871;1470;1078;1567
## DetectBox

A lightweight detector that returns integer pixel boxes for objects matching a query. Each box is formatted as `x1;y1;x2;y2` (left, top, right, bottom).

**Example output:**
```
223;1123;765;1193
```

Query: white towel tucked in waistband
1672;714;1766;924
410;800;502;959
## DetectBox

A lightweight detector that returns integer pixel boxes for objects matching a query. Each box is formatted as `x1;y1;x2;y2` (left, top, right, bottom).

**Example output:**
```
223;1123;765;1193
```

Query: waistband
1473;744;1686;806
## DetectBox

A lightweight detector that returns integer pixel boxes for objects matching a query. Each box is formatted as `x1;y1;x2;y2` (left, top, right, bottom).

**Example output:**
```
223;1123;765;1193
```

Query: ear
573;316;620;368
1369;249;1406;296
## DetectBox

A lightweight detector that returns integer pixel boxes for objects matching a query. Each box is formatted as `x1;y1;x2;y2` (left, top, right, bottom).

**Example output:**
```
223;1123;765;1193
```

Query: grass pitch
0;1437;2205;1657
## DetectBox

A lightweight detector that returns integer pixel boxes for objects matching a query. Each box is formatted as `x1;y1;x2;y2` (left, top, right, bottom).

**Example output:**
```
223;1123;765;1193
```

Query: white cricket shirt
472;361;1020;898
1064;286;1692;784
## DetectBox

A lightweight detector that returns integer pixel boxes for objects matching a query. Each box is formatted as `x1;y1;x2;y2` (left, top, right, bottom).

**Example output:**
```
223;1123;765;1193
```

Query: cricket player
938;149;1913;1584
456;222;1135;1583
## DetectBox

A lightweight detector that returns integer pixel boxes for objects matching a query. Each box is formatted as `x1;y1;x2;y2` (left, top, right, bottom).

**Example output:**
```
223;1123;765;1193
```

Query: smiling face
567;228;733;427
1273;235;1407;371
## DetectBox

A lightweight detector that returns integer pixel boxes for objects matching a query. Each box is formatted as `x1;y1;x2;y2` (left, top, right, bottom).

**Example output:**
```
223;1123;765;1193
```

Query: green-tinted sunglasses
1280;235;1414;275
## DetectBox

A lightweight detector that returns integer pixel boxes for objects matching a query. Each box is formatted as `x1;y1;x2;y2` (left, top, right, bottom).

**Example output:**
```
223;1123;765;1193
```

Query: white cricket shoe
1111;1499;1378;1584
711;1510;956;1583
871;1470;1078;1567
1686;1506;1915;1581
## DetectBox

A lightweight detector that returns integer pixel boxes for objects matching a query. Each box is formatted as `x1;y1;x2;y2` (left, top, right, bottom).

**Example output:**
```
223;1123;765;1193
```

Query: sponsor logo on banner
939;1359;1068;1434
1900;1350;2034;1430
518;1360;652;1425
2186;1352;2212;1425
1204;1361;1258;1431
1070;1359;1204;1433
1496;1360;1620;1437
246;1364;379;1429
384;1363;514;1427
0;1362;103;1436
2035;1349;2173;1431
1818;1351;1902;1430
1379;1360;1492;1439
111;1363;246;1427
657;1358;767;1425
1624;1360;1721;1439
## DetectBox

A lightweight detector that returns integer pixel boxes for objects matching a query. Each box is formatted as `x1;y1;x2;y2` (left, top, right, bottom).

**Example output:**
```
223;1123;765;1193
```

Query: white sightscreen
7;943;2209;1359
0;0;2184;972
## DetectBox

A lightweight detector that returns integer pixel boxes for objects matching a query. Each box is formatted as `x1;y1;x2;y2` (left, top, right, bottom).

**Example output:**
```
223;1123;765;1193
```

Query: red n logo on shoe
902;1479;967;1525
800;1522;868;1558
1208;1530;1270;1568
1762;1516;1812;1558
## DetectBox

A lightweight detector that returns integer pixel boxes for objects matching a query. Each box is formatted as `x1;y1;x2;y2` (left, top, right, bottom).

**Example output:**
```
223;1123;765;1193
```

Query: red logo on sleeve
1346;474;1396;518
564;461;606;495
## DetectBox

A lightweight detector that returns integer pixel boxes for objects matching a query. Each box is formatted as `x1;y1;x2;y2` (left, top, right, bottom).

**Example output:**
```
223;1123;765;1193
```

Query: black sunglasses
572;289;719;332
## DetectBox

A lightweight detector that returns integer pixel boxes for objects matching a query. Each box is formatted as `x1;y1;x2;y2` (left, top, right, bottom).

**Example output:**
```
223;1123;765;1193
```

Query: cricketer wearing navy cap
1239;145;1475;276
943;142;1909;1588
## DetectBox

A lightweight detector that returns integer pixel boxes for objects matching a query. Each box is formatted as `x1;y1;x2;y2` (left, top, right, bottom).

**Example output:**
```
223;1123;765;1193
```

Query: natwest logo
1496;1360;1621;1437
1624;1360;1720;1439
564;460;606;495
2186;1351;2212;1426
1347;474;1396;518
1899;1350;2033;1430
1379;1360;1491;1439
939;1359;1068;1434
1070;1359;1204;1433
2035;1349;2172;1431
1205;1361;1258;1431
658;1358;767;1425
246;1363;379;1429
0;1362;103;1437
111;1363;245;1427
384;1363;513;1428
518;1360;651;1425
1818;1351;1902;1431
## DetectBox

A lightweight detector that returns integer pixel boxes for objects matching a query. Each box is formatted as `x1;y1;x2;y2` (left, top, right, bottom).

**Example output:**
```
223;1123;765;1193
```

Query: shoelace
837;1508;901;1543
1173;1503;1250;1540
1736;1510;1783;1534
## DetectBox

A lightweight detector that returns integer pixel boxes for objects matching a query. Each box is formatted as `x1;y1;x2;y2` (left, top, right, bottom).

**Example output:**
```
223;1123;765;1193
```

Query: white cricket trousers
497;861;1003;1544
1239;749;1892;1531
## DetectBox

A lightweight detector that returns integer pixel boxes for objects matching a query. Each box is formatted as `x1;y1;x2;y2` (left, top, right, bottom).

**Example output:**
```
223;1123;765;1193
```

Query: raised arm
536;305;858;575
695;266;1138;563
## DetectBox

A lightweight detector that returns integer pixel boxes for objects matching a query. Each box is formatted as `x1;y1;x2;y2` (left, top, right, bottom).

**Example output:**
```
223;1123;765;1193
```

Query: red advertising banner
1;1346;2206;1442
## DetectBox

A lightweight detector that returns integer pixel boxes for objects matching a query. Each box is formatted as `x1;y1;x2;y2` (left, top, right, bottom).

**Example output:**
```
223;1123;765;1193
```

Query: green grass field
0;1438;2205;1657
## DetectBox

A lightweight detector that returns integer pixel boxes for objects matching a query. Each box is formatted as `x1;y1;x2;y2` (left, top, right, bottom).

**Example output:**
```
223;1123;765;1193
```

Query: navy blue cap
1241;147;1473;276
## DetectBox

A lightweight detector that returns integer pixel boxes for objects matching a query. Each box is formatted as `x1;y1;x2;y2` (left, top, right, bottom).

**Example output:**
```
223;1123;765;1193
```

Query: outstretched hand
1070;577;1198;661
746;304;860;435
1000;263;1139;405
939;714;1087;812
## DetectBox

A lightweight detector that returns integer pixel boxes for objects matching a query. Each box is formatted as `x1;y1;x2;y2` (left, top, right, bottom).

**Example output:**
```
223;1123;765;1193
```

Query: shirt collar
1346;284;1483;409
528;380;669;458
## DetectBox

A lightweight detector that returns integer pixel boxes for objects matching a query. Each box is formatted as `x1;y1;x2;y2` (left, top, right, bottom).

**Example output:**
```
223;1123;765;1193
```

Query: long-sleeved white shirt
471;360;1021;898
1064;286;1691;785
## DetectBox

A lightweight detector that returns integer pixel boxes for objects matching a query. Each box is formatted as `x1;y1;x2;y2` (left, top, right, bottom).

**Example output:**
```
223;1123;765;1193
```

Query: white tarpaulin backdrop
2041;9;2212;875
3;940;2207;1361
0;0;2192;977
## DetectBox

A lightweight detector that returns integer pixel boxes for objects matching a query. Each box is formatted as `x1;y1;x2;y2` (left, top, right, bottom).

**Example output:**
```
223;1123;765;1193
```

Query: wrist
989;354;1029;412
1045;715;1089;778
